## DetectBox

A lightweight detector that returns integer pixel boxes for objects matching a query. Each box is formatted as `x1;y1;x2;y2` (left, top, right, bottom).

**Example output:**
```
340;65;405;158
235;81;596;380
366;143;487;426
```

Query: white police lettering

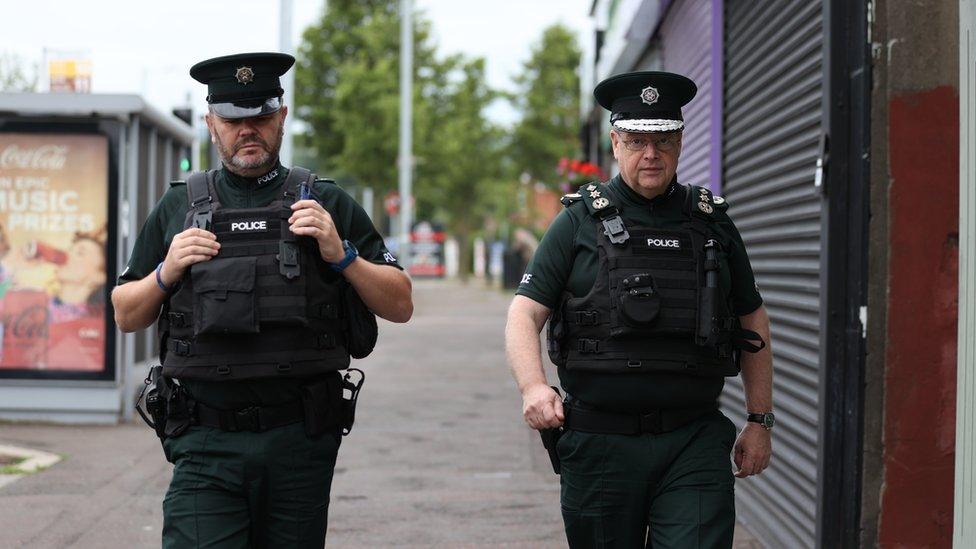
521;273;533;285
256;169;278;185
383;252;397;263
646;238;680;249
231;220;267;231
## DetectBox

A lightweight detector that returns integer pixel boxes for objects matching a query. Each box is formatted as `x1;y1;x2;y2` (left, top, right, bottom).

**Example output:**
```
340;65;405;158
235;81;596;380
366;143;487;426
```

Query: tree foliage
0;52;38;92
295;0;441;192
509;24;582;187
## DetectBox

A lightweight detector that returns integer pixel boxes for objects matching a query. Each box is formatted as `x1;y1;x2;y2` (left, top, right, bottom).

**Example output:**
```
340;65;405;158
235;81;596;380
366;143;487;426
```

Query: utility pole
398;0;413;267
279;0;294;167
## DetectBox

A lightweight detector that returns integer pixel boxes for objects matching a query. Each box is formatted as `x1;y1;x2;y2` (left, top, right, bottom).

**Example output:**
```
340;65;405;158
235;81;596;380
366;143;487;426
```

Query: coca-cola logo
0;145;69;170
2;305;49;338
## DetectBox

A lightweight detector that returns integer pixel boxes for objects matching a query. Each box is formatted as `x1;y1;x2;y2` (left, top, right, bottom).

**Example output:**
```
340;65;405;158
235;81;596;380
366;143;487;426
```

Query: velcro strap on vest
574;311;599;325
167;331;339;357
577;339;600;353
564;401;717;435
167;312;189;328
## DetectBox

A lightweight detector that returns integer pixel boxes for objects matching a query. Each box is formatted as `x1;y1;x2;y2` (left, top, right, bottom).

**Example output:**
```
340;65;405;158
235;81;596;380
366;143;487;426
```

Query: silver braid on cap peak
612;119;684;133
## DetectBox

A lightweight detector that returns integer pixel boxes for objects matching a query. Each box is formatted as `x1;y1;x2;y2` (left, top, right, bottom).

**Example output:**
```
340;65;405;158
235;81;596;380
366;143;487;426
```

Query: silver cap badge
640;86;659;106
235;66;255;85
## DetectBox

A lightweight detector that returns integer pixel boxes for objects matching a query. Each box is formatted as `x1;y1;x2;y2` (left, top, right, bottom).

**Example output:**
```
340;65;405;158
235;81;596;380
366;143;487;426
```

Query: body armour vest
160;167;363;381
547;181;763;377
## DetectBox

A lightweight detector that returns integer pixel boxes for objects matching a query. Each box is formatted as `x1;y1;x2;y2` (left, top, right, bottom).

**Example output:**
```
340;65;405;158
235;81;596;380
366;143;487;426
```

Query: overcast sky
5;0;591;126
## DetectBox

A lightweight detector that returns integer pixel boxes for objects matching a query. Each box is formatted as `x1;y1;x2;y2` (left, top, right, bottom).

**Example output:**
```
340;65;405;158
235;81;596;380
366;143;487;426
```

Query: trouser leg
647;412;736;549
558;429;656;548
162;427;251;549
258;425;342;548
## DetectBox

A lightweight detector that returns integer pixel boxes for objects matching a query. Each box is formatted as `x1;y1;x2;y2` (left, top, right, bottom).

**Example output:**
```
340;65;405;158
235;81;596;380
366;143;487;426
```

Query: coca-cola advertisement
0;133;108;374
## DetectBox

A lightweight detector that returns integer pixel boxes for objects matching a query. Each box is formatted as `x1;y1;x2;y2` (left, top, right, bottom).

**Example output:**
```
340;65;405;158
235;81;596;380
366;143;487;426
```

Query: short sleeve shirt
118;164;401;408
516;175;763;412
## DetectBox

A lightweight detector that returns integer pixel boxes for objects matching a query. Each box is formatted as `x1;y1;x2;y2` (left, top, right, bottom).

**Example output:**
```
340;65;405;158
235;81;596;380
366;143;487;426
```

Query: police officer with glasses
505;71;774;548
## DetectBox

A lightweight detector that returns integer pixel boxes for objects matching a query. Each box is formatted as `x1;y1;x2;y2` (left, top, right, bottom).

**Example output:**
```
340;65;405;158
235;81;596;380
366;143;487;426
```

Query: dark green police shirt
118;163;401;409
516;175;763;413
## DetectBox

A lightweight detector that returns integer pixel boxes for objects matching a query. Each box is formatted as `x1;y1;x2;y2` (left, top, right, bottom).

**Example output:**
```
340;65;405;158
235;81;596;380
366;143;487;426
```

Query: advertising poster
0;133;108;374
409;221;446;278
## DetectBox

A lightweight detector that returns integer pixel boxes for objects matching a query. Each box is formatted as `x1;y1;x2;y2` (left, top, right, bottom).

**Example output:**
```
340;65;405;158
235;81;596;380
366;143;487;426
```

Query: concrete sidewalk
0;280;761;548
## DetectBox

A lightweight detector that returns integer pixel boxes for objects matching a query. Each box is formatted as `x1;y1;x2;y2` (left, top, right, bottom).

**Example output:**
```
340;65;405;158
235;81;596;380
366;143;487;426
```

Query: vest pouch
618;273;661;326
192;256;259;336
343;287;377;359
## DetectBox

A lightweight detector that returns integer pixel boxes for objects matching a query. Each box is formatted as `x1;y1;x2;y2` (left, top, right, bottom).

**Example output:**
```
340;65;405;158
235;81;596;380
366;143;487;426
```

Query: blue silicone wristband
155;262;171;292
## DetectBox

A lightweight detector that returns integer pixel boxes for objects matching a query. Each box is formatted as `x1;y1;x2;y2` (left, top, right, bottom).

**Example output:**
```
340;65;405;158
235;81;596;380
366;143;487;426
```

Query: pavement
0;279;761;548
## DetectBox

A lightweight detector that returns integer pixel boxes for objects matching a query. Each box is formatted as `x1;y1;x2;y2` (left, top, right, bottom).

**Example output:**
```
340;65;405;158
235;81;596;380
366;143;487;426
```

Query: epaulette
687;185;729;220
169;180;186;187
560;192;582;207
314;178;337;186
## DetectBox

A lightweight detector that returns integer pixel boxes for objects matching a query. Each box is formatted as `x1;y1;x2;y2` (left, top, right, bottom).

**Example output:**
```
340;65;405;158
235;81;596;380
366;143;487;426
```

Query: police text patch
230;220;268;232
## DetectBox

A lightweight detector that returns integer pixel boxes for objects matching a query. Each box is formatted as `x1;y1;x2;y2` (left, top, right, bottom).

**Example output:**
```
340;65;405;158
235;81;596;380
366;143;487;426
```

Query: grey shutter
660;0;713;187
719;1;824;548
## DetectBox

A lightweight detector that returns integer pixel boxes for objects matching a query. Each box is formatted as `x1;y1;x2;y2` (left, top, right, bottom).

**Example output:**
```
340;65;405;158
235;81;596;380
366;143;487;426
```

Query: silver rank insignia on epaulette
593;197;610;209
589;190;601;198
698;202;714;214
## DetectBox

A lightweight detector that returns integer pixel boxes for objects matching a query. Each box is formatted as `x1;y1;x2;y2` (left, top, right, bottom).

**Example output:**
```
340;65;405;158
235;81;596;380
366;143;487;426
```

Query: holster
135;365;192;440
339;368;365;436
300;375;343;439
538;386;564;475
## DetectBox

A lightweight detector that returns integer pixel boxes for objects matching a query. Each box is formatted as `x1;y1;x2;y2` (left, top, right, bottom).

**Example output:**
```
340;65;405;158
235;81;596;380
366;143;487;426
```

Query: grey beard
215;122;284;173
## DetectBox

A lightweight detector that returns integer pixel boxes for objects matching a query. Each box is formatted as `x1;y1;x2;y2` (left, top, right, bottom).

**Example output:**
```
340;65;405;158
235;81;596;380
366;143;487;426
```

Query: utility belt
136;365;365;440
563;398;716;436
538;387;716;475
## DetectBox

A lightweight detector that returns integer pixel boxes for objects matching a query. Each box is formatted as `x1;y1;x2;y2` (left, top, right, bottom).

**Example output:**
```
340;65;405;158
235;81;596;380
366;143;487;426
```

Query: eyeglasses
619;134;680;153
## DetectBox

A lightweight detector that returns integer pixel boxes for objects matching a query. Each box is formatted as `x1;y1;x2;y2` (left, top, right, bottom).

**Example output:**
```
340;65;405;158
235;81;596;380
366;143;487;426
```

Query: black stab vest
547;181;742;377
160;168;351;380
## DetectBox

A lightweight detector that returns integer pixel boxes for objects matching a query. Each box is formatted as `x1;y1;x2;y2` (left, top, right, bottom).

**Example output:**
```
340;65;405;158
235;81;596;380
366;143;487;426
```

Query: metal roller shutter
659;0;713;188
719;1;824;548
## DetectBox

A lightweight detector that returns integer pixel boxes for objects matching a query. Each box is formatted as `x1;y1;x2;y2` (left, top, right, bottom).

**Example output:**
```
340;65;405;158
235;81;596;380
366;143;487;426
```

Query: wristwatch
747;411;775;430
329;239;359;272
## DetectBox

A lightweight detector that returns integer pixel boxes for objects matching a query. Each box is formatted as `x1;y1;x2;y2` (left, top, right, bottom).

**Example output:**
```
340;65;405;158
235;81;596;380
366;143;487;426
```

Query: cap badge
235;66;255;85
593;197;610;210
640;86;660;106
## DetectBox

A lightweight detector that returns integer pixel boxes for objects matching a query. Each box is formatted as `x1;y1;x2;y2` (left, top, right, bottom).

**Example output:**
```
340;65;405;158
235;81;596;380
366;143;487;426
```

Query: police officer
112;52;412;548
505;71;774;548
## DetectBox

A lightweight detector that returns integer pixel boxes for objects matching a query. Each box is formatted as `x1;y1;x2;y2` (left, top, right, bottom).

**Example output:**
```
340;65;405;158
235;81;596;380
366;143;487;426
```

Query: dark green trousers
557;410;736;549
161;423;341;548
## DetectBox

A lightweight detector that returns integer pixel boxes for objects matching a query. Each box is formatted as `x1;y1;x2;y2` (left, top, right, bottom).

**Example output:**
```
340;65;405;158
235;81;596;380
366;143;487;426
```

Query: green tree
414;57;505;278
510;24;582;187
0;52;38;92
294;1;441;196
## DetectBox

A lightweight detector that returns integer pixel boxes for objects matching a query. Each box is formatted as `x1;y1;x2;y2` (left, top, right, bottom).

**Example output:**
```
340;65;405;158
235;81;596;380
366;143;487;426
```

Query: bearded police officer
505;71;774;548
112;52;412;548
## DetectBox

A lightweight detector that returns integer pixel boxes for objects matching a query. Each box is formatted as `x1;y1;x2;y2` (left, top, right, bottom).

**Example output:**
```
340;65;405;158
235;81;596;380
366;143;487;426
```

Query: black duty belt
563;401;716;435
194;399;304;433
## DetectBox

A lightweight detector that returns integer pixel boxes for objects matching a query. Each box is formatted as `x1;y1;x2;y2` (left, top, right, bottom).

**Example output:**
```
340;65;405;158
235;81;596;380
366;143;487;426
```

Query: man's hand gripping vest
159;168;377;381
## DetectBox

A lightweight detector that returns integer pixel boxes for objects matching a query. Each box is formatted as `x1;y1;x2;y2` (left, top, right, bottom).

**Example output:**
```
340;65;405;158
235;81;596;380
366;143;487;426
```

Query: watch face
763;412;775;429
